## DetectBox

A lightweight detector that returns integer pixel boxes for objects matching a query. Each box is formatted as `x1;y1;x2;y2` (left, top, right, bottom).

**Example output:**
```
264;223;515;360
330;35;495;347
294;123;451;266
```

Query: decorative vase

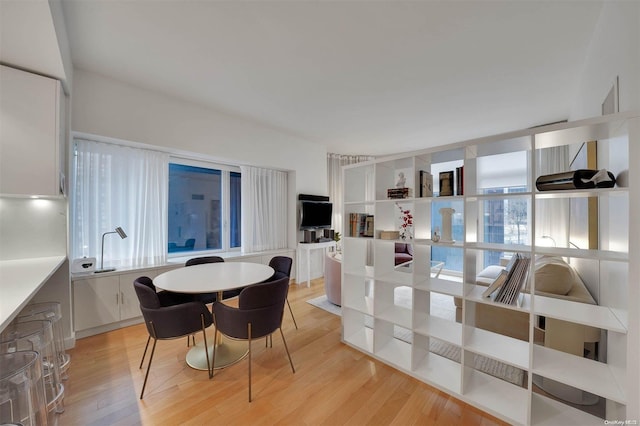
439;207;455;242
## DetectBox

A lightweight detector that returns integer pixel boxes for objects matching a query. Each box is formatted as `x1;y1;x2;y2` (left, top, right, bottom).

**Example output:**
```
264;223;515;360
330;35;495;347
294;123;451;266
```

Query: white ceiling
58;2;602;155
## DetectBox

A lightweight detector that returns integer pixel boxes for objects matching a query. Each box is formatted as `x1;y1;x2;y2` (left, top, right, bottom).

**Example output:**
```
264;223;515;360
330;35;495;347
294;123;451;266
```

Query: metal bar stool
0;350;49;426
1;320;65;418
16;302;70;379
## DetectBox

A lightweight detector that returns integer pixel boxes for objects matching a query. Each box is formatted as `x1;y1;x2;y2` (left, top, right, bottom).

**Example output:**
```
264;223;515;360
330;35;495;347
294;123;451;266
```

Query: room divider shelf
341;112;639;425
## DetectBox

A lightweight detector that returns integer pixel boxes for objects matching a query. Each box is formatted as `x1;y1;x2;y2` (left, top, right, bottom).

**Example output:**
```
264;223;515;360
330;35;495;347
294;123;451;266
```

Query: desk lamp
95;226;127;273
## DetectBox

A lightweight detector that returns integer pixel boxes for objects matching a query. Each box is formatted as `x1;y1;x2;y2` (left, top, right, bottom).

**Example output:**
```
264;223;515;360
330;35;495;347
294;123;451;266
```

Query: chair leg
279;327;295;374
211;314;218;379
248;322;252;403
141;324;159;399
286;298;298;329
139;335;151;369
201;314;211;378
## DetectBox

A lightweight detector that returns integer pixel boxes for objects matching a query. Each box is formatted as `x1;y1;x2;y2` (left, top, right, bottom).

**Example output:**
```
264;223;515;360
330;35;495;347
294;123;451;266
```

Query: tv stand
296;240;336;287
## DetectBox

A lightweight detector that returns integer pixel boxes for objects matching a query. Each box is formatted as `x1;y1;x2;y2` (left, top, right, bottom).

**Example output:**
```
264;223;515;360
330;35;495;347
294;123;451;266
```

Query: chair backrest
185;256;224;266
134;277;213;339
134;277;162;309
269;256;292;277
184;238;196;249
214;276;289;340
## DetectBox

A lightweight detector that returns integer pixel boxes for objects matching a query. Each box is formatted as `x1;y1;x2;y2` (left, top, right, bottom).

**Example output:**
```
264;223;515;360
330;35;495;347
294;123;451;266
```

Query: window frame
167;156;241;258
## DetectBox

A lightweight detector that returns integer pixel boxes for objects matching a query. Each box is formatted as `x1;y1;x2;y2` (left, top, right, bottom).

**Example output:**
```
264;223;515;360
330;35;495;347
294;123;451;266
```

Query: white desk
154;262;274;370
296;241;336;287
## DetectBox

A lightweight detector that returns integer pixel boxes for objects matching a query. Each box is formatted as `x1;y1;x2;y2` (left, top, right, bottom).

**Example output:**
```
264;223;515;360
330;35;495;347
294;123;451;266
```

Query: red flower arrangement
396;202;413;240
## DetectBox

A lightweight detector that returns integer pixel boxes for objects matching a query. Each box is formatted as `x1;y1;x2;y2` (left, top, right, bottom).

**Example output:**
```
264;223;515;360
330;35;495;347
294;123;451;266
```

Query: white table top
0;256;66;332
154;262;274;294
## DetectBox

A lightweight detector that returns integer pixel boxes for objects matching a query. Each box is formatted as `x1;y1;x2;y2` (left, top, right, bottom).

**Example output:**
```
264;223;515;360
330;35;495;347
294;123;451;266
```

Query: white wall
567;2;640;418
71;69;328;250
569;1;640;119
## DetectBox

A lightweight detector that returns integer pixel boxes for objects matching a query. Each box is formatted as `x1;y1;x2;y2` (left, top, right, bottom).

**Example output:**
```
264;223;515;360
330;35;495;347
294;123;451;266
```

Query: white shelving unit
341;112;639;425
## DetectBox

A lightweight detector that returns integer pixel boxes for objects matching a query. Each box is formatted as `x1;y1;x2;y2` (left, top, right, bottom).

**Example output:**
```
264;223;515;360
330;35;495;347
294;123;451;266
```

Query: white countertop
0;256;66;332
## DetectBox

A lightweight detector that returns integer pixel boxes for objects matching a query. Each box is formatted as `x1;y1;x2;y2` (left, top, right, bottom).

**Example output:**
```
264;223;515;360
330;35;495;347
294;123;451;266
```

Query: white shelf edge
530;393;604;426
375;335;412;371
532;345;626;404
415;278;464;298
463;326;529;370
414;315;462;346
413;351;461;394
463;367;529;425
534;295;627;334
376;305;412;329
342;326;374;354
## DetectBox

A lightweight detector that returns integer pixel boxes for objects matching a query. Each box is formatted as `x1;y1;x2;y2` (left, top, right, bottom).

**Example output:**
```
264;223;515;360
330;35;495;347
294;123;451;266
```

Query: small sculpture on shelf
432;226;440;242
396;171;406;188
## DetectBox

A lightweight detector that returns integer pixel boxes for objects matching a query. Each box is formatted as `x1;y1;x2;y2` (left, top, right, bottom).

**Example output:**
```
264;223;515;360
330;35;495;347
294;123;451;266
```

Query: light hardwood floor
59;278;509;426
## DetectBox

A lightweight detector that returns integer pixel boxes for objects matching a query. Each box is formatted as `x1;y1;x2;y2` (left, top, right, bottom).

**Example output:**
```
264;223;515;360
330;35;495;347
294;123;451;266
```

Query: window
168;161;241;254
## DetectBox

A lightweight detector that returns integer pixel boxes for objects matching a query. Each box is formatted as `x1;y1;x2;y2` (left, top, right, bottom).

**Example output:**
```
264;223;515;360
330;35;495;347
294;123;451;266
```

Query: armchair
395;243;413;266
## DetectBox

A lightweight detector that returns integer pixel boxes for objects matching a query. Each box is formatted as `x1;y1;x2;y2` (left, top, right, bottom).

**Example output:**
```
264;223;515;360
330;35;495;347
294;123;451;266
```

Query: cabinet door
119;272;143;321
0;65;61;196
73;276;120;331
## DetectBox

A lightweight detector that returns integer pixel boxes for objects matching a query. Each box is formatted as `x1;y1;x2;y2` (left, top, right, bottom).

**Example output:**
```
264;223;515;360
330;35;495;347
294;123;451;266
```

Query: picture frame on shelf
439;171;454;196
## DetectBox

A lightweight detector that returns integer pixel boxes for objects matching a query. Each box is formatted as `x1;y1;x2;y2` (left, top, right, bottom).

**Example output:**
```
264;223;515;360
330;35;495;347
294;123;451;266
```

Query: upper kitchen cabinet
1;65;64;197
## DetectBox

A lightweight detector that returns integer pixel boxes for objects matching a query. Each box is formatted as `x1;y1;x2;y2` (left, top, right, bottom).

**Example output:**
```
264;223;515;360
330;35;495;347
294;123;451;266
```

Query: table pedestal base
186;338;248;371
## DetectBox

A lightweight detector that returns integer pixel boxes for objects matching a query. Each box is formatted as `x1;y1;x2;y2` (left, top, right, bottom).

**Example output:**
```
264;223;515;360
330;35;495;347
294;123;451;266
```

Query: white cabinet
73;275;121;331
341;112;639;425
0;65;63;197
73;268;177;335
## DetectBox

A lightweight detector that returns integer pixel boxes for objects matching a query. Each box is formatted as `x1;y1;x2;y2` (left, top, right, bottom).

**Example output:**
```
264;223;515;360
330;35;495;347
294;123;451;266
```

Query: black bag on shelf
535;169;616;191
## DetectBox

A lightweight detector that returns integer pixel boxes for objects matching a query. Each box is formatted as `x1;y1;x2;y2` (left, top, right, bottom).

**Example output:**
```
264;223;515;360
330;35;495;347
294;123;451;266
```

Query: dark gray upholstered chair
185;256;242;302
211;276;295;402
134;277;213;399
265;256;297;329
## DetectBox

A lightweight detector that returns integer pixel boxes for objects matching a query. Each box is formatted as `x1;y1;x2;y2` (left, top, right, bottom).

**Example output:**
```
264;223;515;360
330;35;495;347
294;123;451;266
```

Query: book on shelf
387;187;411;199
482;269;508;298
492;253;531;307
349;213;374;237
364;215;374;237
438;171;454;196
419;170;433;197
455;166;464;195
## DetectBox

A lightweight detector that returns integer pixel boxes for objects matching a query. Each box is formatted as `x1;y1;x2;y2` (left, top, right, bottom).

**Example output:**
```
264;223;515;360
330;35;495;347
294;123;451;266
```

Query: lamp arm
100;231;117;270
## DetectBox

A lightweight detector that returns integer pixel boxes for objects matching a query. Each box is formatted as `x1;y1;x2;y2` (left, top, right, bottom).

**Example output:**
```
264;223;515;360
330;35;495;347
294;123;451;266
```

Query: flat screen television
299;201;333;230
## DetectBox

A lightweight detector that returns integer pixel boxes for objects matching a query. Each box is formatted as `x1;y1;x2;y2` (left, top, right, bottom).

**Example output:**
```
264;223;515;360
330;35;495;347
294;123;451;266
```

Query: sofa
455;256;600;356
324;252;342;306
395;243;413;266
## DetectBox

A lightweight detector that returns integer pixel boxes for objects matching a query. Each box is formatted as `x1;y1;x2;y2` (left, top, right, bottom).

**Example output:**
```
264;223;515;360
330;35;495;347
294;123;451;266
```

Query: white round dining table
154;261;274;370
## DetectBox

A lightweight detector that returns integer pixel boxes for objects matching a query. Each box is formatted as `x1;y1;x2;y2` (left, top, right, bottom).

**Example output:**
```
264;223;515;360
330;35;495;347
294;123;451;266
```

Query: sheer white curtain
72;139;169;268
240;166;288;253
327;153;374;236
536;146;570;247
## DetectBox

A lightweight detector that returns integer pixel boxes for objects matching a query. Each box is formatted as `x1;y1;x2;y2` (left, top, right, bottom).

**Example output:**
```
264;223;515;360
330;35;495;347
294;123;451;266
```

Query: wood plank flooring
59;279;509;426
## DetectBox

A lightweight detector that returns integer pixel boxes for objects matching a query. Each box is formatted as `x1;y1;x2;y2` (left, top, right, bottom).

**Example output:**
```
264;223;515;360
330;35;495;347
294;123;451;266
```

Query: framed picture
439;171;454;196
